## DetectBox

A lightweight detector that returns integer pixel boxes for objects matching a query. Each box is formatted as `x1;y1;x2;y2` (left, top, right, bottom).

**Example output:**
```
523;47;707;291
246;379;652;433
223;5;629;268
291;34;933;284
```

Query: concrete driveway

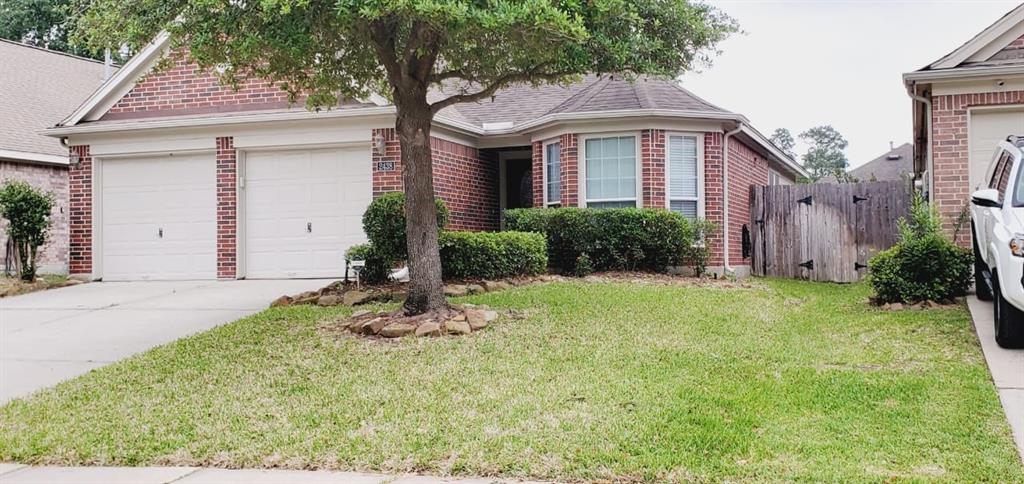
0;279;331;403
966;296;1024;464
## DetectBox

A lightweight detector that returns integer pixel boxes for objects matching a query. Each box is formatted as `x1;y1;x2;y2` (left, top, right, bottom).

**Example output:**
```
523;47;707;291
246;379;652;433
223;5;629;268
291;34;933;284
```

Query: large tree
768;127;796;159
799;125;849;182
72;0;736;315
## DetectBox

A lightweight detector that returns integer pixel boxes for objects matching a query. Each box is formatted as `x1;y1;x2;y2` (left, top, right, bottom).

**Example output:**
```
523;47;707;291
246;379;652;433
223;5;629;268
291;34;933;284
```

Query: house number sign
376;161;396;172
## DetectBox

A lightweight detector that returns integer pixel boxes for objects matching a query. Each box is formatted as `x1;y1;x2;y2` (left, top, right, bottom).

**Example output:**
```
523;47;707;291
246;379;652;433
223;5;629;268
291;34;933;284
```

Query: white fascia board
930;4;1024;70
904;64;1024;84
60;32;171;127
0;149;68;166
44;106;398;137
509;109;747;135
738;124;808;178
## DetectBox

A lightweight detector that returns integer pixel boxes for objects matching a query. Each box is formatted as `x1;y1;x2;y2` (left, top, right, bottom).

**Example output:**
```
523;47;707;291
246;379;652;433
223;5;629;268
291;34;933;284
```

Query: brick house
47;33;805;281
0;40;111;275
905;4;1024;245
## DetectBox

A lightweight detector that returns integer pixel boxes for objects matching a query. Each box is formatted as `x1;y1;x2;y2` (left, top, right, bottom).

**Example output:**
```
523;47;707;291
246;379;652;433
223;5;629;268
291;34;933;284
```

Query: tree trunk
395;98;447;314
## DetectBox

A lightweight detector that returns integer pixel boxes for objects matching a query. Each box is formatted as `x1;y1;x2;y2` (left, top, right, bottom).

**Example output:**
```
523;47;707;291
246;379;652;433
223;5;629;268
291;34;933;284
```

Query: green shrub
868;194;972;304
504;207;714;276
344;243;390;284
439;231;547;280
0;181;55;281
362;192;448;262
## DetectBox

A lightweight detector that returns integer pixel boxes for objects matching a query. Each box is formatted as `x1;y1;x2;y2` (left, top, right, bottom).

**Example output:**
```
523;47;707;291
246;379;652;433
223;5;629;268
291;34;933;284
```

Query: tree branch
429;67;573;114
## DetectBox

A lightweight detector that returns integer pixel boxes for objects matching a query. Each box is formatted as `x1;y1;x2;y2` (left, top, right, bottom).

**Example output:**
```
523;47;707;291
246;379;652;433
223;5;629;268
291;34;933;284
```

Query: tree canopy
769;128;796;159
799;125;850;182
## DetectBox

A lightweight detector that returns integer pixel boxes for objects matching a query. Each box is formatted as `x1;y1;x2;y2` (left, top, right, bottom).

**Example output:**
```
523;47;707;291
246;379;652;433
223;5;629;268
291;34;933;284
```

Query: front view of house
49;34;805;282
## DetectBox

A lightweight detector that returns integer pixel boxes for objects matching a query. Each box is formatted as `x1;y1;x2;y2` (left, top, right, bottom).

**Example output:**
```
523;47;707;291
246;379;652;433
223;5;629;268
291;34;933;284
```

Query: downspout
907;83;933;201
722;123;744;276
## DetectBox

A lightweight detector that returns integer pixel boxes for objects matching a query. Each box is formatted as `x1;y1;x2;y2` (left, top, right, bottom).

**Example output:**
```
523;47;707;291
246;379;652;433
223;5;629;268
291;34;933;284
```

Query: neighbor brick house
0;40;111;275
47;32;805;281
905;4;1024;245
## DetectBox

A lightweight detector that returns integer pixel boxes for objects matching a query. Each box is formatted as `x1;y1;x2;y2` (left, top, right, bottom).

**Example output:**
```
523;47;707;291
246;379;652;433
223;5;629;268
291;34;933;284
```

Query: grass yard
0;278;1021;482
0;274;70;298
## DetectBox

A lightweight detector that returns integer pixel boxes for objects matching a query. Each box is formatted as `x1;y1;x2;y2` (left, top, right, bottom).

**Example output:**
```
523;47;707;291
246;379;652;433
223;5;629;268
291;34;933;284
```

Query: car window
1012;154;1024;207
991;152;1011;189
997;160;1013;202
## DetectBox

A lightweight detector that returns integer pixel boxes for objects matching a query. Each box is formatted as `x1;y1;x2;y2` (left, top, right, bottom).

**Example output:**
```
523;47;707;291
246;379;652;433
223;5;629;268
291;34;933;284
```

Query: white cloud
681;0;1021;168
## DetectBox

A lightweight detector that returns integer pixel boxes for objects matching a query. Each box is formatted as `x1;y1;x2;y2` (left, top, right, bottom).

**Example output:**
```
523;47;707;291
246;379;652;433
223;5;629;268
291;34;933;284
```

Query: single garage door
101;154;217;281
970;108;1024;191
244;146;371;279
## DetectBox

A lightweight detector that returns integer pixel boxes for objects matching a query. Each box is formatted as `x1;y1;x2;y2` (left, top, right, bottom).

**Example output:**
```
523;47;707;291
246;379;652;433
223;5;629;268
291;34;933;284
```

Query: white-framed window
543;141;561;207
581;134;640;208
666;133;703;219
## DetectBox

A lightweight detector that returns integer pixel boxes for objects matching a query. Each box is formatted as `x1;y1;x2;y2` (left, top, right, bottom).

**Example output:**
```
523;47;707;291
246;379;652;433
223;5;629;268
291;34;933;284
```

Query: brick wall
641;129;667;208
726;139;769;264
558;134;579;207
102;53;292;120
0;161;69;274
370;128;499;231
930;90;1024;246
216;137;237;279
68;145;92;276
704;133;725;267
531;141;544;207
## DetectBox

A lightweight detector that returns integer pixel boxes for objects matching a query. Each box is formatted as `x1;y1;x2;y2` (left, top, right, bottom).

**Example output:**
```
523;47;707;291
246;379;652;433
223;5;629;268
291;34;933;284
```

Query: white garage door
970;108;1024;191
101;154;217;281
244;146;371;279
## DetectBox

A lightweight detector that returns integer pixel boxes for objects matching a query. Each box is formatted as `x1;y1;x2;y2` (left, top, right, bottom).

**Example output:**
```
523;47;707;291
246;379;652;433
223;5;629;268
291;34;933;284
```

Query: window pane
669;135;698;199
546;143;561;203
585;136;637;203
589;200;636;209
670;200;698;219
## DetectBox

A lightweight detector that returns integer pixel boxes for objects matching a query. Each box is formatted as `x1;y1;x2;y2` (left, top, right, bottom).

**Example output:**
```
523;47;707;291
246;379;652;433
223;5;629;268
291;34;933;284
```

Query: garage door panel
970;109;1024;191
244;146;371;279
101;154;216;281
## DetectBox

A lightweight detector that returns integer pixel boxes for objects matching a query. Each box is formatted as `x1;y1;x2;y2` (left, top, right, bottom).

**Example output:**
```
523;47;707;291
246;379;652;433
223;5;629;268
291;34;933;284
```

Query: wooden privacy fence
749;180;911;283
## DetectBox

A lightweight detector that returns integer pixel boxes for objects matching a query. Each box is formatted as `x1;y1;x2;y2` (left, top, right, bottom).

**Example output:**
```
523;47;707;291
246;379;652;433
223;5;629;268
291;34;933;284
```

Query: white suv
971;137;1024;348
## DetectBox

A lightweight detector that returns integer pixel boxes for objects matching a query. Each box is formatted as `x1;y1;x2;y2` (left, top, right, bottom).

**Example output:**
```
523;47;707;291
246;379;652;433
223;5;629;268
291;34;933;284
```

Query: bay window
583;135;638;208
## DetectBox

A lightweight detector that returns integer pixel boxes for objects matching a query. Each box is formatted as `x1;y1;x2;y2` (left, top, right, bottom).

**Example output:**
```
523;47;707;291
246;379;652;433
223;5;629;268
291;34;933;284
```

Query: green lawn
1;279;1021;482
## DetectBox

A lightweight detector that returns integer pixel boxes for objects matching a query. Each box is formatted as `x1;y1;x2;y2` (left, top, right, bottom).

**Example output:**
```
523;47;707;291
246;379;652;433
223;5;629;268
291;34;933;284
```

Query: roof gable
927;3;1024;70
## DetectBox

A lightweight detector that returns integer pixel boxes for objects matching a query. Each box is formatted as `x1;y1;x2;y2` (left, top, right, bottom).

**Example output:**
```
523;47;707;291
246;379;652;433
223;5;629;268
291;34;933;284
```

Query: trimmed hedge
344;243;391;284
504;207;714;276
868;194;972;304
439;231;547;280
363;192;448;263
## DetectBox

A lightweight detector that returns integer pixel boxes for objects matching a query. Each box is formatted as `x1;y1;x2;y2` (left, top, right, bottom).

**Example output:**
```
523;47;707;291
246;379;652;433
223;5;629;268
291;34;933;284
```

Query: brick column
216;137;237;279
559;134;579;207
531;141;544;208
68;145;93;278
642;129;666;208
371;128;402;197
703;133;724;268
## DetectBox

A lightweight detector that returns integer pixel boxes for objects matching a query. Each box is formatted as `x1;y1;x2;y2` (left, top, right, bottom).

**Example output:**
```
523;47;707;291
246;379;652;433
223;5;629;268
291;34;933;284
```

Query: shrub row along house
45;33;806;282
0;40;112;275
905;3;1024;245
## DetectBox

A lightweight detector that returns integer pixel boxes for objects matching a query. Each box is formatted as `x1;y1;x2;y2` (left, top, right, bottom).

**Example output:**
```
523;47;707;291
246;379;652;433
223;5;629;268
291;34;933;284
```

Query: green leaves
0;180;55;281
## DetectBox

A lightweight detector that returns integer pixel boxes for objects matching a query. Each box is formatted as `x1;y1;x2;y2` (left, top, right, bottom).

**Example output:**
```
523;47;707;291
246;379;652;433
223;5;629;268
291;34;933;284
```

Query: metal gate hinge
799;259;814;270
854;262;868;270
853;195;869;204
797;196;812;206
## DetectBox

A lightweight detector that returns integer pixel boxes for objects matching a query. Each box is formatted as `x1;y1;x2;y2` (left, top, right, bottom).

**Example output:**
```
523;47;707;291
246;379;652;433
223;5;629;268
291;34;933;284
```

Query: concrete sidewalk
0;465;544;483
966;296;1024;463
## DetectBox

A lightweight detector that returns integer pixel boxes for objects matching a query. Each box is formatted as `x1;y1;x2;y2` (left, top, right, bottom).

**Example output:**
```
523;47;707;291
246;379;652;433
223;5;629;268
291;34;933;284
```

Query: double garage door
969;108;1024;191
100;147;370;281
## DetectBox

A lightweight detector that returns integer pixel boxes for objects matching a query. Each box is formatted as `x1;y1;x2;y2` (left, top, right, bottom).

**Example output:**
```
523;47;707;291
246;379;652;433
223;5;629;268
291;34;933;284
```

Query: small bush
362;192;448;262
439;231;547;280
868;194;972;304
344;243;390;284
0;181;55;281
504;207;714;275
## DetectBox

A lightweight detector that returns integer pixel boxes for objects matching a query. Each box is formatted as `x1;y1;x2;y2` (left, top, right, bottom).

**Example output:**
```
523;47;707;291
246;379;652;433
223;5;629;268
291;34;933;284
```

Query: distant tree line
769;126;854;183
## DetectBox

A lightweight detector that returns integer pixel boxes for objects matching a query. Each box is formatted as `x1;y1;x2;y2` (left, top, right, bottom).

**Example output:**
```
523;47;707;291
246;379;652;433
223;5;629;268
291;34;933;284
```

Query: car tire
973;231;994;301
992;272;1024;349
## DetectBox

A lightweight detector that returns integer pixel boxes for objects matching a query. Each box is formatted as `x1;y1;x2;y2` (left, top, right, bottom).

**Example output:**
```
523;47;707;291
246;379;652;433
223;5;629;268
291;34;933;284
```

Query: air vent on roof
482;122;514;130
886;154;902;160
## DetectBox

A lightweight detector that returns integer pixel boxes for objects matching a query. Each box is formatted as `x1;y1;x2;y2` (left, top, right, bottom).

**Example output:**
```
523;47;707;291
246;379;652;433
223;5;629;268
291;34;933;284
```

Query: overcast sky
680;0;1022;168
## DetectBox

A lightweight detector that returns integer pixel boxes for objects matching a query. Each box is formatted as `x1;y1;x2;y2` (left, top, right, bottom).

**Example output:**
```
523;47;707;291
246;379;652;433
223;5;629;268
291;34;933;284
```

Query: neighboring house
0;40;111;275
905;3;1024;244
820;142;913;183
46;33;806;282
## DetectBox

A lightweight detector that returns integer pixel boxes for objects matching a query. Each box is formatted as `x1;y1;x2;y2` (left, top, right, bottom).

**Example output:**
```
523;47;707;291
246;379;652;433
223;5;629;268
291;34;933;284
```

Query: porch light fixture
69;152;81;167
372;133;386;155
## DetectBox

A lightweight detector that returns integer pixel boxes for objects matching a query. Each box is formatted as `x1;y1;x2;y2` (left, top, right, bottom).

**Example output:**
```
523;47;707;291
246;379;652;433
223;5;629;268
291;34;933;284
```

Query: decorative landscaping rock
351;310;372;318
415;322;442;337
466;309;487;330
380;323;416;338
444;319;472;335
270;295;293;308
444;285;469;297
467;284;486;295
483;280;511;292
483;310;498;322
343;291;373;306
317;294;342;306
